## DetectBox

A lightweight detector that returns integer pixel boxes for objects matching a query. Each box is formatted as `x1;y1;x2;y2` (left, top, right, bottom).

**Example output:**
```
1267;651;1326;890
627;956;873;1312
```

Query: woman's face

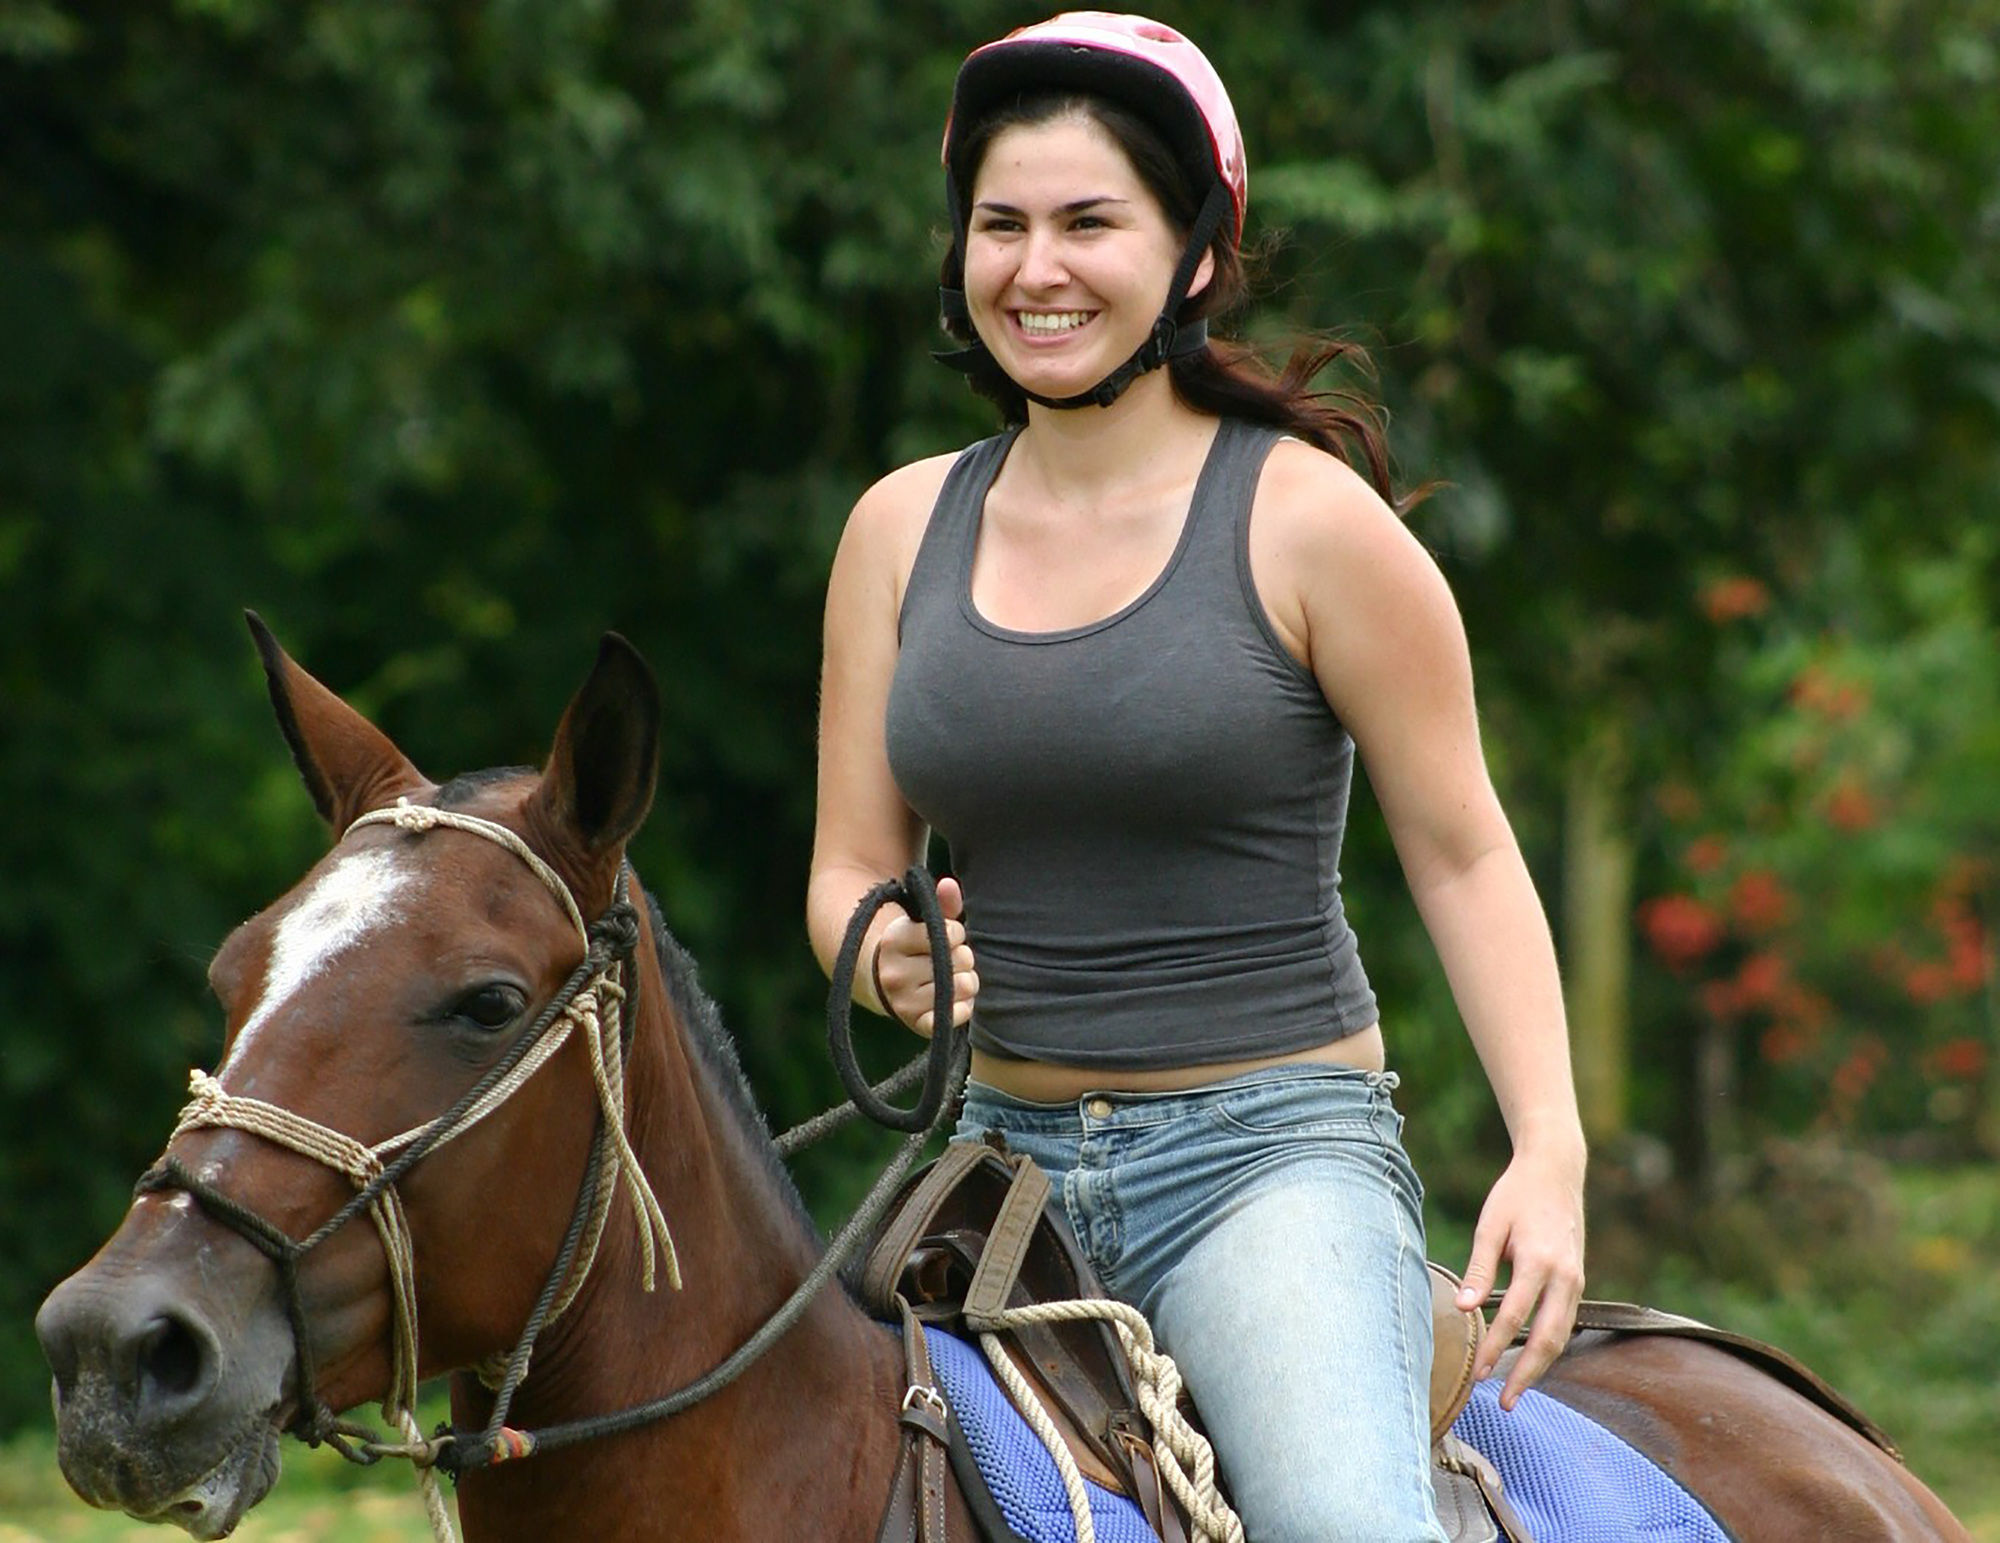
963;111;1210;404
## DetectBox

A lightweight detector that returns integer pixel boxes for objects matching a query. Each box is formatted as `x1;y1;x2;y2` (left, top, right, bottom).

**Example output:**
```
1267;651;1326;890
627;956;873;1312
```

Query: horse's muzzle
36;1211;292;1538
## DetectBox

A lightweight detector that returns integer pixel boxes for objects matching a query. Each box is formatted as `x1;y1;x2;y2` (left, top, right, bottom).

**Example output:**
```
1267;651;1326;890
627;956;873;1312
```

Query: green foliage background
3;0;1997;1513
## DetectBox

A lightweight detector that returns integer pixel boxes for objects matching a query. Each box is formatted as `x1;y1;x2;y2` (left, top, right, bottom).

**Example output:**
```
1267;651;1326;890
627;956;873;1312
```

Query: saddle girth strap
878;1301;953;1543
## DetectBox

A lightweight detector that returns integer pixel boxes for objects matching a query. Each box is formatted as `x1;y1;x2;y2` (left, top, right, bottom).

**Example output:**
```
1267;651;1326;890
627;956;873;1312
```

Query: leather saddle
855;1136;1534;1543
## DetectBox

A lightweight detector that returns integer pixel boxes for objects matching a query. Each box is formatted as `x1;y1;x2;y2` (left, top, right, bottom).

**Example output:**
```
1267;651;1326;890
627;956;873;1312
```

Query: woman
808;14;1586;1540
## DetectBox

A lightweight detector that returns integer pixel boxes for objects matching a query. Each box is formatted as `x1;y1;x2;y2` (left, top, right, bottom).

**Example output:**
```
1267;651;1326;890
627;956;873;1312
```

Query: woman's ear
1186;245;1216;303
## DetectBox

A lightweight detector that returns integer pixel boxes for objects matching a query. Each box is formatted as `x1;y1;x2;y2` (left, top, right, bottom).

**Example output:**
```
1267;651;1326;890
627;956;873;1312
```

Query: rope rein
146;808;1225;1543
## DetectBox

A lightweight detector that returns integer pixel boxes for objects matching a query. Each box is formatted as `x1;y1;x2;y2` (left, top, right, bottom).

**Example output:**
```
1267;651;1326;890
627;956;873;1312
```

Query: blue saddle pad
925;1326;1160;1543
928;1322;1727;1543
1451;1379;1729;1543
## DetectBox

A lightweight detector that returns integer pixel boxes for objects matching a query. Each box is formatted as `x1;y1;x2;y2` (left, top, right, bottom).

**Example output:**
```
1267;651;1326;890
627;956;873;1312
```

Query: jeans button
1084;1096;1114;1119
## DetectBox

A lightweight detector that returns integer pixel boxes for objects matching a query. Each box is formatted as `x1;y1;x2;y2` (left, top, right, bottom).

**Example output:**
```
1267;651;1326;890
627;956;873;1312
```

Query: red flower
1929;895;1988;992
1791;667;1870;721
1699;576;1771;624
1729;870;1793;933
1830;1037;1888;1105
1684;835;1730;875
1904;962;1956;1005
1639;895;1725;970
1925;1038;1988;1082
1824;776;1878;832
1734;950;1790;1009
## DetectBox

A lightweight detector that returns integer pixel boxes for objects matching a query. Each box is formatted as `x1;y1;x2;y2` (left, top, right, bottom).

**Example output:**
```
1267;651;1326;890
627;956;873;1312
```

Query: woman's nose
1015;227;1069;290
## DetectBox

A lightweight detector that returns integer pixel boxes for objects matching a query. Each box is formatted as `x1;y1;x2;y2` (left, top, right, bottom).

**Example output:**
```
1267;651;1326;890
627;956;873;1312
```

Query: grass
9;1165;1998;1541
0;1436;442;1541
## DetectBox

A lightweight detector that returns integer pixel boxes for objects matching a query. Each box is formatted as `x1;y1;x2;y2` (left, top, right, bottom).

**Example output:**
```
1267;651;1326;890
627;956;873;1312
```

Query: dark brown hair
943;91;1409;510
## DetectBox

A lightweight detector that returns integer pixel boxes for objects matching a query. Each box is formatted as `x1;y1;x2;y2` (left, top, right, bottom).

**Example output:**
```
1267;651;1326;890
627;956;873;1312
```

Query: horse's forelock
433;766;537;809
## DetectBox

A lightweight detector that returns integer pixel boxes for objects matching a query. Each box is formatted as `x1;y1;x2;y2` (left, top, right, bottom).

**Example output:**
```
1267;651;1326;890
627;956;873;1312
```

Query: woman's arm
1256;443;1587;1410
809;457;979;1036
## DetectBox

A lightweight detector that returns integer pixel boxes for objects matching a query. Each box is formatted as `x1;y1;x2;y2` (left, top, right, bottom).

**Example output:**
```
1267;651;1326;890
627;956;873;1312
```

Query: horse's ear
246;611;428;832
530;633;660;861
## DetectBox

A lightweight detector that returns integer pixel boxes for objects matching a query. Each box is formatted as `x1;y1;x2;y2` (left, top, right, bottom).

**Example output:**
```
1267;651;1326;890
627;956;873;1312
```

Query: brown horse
36;623;1974;1543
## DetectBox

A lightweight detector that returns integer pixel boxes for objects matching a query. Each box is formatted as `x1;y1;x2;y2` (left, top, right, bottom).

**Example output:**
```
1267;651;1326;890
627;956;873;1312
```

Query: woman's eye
450;985;525;1032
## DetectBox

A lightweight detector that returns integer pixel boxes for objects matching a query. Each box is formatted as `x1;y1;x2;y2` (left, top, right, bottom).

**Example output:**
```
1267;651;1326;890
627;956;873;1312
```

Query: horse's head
36;616;663;1538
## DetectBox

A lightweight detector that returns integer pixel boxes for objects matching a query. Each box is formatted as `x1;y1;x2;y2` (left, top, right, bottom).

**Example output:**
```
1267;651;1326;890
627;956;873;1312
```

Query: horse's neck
453;980;911;1541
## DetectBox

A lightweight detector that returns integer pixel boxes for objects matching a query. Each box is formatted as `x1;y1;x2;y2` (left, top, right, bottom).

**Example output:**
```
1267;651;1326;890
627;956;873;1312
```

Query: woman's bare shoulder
848;452;961;541
828;451;963;615
1257;436;1403;542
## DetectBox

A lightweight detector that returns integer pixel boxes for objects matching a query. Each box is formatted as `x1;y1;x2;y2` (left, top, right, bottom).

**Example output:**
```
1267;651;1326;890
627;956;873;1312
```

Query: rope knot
389;799;441;833
588;903;642;960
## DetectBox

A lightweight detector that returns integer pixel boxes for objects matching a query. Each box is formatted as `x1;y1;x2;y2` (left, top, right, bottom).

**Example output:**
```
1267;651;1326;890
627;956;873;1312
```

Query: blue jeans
955;1066;1445;1543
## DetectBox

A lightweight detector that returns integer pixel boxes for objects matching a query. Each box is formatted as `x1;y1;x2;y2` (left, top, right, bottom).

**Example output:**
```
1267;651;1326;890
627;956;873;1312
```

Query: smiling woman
806;13;1590;1543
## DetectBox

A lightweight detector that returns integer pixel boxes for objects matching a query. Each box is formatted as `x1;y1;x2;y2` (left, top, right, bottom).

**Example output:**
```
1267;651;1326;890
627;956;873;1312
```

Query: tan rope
579;980;681;1293
978;1299;1247;1543
172;1073;426;1421
164;798;686;1543
349;801;588;938
978;1332;1100;1543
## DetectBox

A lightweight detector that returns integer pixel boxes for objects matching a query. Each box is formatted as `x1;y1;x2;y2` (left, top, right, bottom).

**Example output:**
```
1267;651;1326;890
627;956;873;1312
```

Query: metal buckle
901;1383;949;1420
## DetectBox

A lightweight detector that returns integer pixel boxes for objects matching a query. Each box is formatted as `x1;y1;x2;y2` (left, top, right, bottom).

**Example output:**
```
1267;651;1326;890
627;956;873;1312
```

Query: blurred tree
1639;531;2000;1162
1211;0;2000;1174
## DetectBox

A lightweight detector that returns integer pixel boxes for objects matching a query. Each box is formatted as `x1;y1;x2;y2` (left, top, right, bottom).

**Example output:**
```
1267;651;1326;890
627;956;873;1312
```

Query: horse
36;620;1975;1543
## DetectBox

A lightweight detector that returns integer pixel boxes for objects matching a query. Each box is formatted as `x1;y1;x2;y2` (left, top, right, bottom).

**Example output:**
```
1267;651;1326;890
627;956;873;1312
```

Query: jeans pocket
1207;1069;1382;1137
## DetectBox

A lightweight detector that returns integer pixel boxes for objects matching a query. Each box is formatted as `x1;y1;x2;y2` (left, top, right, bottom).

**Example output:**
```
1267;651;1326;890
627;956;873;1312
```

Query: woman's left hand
1455;1143;1586;1410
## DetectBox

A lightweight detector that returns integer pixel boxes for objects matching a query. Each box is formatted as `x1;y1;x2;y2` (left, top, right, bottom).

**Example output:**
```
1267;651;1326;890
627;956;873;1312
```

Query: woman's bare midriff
968;1023;1387;1103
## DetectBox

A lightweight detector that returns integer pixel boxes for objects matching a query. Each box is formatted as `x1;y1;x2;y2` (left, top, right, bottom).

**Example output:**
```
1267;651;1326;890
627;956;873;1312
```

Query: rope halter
137;797;678;1541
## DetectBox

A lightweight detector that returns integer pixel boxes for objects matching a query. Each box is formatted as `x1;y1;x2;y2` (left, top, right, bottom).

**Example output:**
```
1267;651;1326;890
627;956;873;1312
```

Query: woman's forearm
1408;841;1586;1170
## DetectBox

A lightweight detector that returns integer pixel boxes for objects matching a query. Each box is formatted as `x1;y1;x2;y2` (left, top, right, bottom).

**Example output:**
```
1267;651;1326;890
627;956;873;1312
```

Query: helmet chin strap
935;181;1231;411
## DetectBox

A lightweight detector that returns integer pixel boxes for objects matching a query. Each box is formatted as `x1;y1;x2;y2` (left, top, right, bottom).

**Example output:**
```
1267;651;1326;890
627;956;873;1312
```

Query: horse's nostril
139;1317;206;1401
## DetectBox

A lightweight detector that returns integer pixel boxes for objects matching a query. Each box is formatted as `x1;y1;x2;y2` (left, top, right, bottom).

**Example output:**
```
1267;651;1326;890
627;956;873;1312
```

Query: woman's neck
1014;373;1216;507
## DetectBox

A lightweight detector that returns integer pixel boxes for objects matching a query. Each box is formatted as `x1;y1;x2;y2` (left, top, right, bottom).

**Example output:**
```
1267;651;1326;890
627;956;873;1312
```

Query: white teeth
1017;311;1090;334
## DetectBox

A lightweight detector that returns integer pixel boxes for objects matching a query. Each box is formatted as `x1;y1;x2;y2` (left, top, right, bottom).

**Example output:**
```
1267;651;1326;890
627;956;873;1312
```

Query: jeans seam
1385;1142;1444;1539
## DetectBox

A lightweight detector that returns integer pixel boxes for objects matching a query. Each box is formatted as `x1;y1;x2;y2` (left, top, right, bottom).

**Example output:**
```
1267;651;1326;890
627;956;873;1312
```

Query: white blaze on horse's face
223;846;416;1071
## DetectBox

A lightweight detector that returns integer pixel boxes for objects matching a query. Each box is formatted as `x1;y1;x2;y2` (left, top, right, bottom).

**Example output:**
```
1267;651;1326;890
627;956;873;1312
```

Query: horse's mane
639;891;820;1241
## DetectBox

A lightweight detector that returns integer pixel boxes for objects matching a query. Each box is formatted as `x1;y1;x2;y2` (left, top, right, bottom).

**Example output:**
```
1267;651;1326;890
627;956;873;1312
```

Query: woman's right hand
870;876;979;1036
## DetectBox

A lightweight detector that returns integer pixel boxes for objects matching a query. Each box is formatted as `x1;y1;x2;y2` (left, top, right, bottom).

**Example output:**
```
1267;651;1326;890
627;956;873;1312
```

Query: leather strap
962;1157;1052;1328
877;1301;953;1543
1111;1415;1190;1543
1435;1433;1537;1543
861;1141;994;1314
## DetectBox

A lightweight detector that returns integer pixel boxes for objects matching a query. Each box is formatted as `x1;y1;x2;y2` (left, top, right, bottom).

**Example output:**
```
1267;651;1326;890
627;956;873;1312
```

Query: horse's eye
451;984;527;1033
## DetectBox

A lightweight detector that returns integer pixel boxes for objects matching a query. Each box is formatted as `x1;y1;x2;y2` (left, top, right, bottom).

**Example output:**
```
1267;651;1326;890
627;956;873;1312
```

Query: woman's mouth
1014;310;1093;337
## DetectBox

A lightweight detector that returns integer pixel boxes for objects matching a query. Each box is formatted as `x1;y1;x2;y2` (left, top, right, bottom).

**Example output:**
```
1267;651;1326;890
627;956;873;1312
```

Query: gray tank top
885;416;1378;1068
